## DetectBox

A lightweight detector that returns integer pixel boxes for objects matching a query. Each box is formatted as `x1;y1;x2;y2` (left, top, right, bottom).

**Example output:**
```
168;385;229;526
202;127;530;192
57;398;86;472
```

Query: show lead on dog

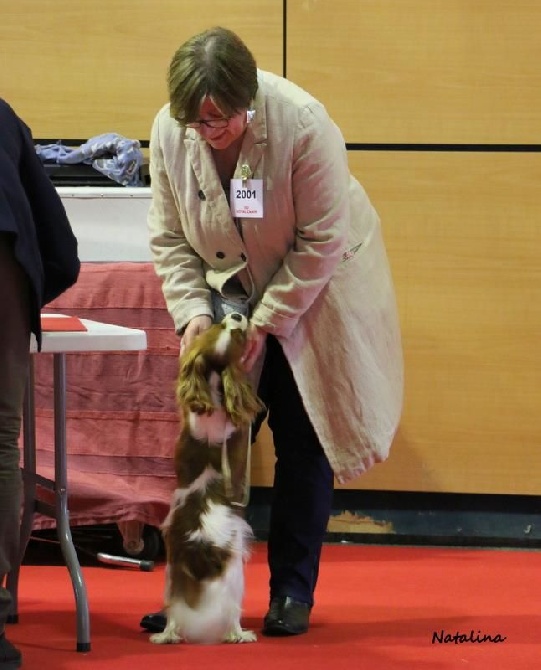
0;98;80;670
143;26;403;637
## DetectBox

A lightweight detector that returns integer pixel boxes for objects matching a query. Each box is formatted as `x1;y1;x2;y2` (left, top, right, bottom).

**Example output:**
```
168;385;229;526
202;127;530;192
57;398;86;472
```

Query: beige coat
148;70;403;483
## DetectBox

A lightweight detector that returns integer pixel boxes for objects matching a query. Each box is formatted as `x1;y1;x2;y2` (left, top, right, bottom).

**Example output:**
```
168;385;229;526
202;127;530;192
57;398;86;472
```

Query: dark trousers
0;234;30;633
256;335;334;608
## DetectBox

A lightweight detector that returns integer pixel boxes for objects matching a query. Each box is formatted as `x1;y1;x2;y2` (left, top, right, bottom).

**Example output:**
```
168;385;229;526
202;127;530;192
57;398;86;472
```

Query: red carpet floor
8;543;541;669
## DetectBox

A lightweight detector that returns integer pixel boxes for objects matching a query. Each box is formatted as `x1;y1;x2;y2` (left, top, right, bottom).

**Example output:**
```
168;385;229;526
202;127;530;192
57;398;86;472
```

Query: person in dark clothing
0;98;80;670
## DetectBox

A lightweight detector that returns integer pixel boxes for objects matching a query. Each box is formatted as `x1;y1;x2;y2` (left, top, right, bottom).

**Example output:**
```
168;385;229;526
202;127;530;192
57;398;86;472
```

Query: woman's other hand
180;315;213;355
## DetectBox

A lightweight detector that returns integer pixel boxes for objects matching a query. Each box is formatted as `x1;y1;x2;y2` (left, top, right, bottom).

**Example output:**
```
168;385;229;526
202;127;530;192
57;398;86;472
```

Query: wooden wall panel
0;0;283;140
287;0;541;144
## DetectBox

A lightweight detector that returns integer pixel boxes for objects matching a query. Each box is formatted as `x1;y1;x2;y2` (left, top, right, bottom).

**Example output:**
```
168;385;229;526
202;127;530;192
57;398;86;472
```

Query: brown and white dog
150;312;264;645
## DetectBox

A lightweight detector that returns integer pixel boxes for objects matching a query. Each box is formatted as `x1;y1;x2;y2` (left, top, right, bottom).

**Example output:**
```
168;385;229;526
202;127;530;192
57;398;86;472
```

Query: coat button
216;251;225;259
198;190;206;200
240;253;247;262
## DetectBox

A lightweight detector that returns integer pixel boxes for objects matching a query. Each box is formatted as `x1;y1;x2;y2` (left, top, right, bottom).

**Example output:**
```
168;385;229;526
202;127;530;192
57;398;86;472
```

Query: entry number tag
230;179;264;218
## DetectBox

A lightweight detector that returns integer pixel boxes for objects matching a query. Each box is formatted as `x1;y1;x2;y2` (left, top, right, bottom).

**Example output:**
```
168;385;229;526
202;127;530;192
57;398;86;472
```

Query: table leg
53;353;91;652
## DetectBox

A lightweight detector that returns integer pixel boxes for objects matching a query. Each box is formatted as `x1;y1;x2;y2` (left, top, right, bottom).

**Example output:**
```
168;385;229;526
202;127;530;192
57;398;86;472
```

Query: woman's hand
179;315;213;356
241;323;267;372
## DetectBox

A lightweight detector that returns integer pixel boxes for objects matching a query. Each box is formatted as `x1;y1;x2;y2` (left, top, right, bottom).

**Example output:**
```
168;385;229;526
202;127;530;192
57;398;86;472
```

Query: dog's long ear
222;363;265;426
176;349;214;414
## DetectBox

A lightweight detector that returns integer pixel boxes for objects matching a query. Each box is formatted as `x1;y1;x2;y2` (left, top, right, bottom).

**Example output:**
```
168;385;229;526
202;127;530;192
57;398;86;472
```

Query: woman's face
189;96;247;150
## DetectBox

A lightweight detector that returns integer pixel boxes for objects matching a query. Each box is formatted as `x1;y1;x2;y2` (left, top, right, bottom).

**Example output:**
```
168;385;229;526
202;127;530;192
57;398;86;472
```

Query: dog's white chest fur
187;371;236;444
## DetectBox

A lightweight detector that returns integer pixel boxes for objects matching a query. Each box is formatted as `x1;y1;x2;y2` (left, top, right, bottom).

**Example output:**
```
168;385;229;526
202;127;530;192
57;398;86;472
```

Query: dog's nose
230;313;243;322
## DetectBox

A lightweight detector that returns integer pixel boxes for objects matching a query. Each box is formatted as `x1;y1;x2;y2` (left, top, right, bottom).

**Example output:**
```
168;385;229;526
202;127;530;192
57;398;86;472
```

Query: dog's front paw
224;629;257;644
150;630;182;645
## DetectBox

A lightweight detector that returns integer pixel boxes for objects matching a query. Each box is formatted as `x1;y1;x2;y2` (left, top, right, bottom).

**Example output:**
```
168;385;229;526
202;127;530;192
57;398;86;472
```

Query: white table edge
32;316;147;353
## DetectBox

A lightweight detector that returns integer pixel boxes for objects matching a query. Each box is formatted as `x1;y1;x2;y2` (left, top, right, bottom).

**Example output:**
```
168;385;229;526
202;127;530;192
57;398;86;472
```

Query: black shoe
139;610;166;633
0;634;22;670
262;596;311;636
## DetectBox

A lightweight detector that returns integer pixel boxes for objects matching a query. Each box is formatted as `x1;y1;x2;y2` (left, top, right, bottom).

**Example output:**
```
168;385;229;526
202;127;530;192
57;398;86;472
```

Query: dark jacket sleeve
18;118;80;305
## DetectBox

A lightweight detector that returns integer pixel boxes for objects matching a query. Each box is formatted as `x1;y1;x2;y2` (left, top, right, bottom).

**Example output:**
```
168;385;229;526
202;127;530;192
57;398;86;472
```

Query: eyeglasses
185;117;231;129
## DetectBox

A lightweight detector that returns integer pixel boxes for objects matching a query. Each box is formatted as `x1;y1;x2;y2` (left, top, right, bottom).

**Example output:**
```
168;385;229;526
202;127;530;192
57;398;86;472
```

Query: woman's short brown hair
168;26;258;125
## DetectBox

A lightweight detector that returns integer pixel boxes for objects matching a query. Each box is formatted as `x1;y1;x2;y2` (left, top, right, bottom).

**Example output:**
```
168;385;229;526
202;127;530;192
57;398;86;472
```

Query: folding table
6;316;147;651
